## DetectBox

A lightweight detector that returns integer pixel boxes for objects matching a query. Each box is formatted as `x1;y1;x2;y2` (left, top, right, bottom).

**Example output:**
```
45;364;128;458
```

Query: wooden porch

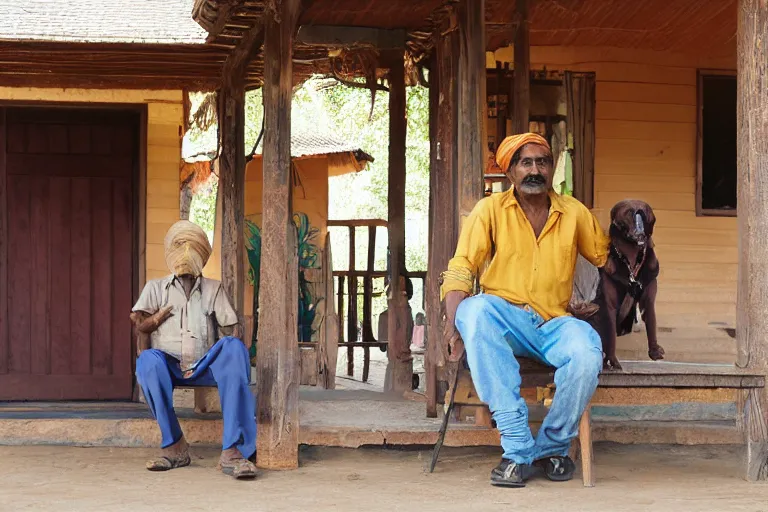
184;0;768;480
0;0;765;486
0;361;750;451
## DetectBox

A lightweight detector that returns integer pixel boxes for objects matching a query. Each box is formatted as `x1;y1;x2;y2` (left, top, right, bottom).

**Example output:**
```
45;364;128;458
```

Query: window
697;70;737;216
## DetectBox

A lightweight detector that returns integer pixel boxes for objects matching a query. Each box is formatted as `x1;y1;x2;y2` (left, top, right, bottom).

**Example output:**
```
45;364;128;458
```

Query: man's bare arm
129;305;173;354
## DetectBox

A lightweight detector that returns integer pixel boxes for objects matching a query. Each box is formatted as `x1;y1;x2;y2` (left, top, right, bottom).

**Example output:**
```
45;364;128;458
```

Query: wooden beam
296;25;405;49
206;2;234;43
385;49;413;394
457;0;486;218
512;0;530;135
737;0;768;481
425;27;460;418
256;0;301;470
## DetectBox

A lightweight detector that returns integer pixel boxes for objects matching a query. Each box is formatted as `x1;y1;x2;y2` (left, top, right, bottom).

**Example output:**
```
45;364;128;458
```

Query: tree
188;77;432;319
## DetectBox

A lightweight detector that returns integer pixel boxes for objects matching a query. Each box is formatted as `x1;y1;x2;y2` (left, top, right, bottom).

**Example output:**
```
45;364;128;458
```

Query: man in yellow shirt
441;133;609;488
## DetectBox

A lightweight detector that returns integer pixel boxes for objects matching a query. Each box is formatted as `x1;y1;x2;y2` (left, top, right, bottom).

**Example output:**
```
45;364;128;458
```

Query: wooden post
208;19;264;416
426;26;460;417
347;226;357;377
737;0;768;481
318;233;338;389
385;49;413;394
219;23;263;333
180;89;193;221
218;82;246;329
0;108;6;374
512;0;530;135
257;0;301;470
457;0;487;217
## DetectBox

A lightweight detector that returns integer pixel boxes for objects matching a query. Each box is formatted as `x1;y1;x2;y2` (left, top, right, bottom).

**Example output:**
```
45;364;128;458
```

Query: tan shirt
132;275;238;366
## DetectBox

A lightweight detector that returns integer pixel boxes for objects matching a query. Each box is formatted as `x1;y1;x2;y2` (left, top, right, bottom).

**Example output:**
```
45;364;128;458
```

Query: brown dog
572;199;665;370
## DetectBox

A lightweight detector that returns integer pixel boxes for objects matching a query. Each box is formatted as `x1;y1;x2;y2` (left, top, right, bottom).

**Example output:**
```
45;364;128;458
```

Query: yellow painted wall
0;87;182;286
488;46;738;334
205;155;331;316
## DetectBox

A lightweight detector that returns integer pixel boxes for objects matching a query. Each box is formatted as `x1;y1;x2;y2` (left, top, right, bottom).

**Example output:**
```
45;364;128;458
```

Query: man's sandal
218;457;257;479
534;455;576;482
145;452;191;471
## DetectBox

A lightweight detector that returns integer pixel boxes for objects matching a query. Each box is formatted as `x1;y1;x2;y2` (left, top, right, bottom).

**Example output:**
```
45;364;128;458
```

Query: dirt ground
1;444;766;512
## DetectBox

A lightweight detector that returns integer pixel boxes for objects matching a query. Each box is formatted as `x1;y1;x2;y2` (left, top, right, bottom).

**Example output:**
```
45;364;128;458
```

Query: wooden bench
449;359;766;486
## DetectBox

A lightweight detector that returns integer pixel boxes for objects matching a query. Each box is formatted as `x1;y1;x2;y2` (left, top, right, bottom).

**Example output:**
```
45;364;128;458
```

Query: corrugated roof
0;0;208;44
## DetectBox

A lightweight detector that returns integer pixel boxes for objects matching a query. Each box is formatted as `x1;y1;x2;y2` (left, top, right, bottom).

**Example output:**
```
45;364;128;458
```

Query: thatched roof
254;129;374;162
0;0;207;44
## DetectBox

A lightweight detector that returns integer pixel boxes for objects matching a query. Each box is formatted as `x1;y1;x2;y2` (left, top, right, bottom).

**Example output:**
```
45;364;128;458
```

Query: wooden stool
450;367;595;487
541;383;594;487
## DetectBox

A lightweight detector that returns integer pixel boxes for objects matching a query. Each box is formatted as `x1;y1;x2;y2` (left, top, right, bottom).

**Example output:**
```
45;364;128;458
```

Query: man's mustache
522;174;546;185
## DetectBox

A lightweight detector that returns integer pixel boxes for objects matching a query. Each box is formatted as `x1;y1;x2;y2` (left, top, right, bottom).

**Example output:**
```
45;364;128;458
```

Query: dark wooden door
0;107;137;400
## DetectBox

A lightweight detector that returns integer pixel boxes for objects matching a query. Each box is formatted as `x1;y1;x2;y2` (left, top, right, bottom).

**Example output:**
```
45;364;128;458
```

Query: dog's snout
633;212;647;245
634;212;645;234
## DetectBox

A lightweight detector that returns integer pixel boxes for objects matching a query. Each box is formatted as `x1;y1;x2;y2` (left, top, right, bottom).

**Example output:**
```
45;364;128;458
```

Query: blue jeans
455;294;602;464
136;337;256;459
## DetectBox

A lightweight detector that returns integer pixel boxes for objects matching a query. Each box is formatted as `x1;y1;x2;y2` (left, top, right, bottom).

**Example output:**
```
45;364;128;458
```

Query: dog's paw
603;355;623;371
648;345;665;361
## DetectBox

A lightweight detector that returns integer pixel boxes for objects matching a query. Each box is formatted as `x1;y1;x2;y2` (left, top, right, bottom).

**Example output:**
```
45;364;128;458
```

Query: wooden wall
489;46;738;362
0;87;182;288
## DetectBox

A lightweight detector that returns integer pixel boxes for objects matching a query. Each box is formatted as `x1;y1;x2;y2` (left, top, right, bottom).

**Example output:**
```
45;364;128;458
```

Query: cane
428;357;461;473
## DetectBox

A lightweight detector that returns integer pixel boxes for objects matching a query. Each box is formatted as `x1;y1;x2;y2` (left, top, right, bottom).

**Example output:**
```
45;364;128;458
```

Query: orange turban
495;133;552;172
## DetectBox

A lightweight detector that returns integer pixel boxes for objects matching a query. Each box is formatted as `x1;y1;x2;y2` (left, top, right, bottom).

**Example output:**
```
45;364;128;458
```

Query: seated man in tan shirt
130;220;256;479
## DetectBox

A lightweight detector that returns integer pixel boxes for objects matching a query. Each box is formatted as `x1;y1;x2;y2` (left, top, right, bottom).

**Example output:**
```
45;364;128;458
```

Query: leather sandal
146;452;191;471
146;437;190;471
218;457;258;479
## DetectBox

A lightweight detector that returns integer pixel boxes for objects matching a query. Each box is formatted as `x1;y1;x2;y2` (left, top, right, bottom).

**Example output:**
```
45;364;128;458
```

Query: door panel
0;107;138;400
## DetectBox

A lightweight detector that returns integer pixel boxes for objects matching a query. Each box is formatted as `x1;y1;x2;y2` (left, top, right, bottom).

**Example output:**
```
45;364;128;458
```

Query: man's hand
136;305;173;334
129;306;173;356
443;290;469;362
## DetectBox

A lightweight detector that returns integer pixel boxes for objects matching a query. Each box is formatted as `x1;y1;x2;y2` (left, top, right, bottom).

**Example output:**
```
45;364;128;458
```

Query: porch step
0;399;743;449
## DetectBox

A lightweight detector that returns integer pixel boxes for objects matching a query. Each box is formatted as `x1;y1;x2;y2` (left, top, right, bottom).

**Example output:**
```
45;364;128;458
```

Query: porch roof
0;0;207;44
0;0;231;90
192;0;737;89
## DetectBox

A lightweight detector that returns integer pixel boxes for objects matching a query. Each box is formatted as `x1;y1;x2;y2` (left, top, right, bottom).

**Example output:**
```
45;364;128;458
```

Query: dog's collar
610;243;647;282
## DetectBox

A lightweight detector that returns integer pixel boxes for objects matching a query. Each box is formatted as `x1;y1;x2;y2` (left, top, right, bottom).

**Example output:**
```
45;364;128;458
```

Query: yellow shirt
441;188;610;320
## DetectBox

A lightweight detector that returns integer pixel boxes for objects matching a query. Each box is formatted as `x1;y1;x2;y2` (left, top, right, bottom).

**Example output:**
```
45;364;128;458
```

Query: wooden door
0;107;138;400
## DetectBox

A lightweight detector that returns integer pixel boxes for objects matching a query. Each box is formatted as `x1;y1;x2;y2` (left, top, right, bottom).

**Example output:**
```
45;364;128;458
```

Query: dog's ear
609;201;622;222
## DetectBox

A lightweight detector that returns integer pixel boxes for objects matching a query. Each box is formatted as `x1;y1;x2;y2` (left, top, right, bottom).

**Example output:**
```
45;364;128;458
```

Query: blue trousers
455;294;602;464
136;337;256;459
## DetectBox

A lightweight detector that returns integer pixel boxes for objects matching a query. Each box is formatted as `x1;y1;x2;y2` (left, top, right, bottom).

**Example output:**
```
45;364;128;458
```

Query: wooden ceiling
488;0;737;58
193;0;737;88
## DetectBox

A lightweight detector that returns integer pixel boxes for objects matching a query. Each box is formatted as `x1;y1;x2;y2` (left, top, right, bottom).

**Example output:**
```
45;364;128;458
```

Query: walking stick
428;358;460;473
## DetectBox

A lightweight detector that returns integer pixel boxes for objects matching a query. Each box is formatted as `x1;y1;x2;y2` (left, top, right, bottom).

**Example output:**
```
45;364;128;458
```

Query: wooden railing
327;219;426;383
